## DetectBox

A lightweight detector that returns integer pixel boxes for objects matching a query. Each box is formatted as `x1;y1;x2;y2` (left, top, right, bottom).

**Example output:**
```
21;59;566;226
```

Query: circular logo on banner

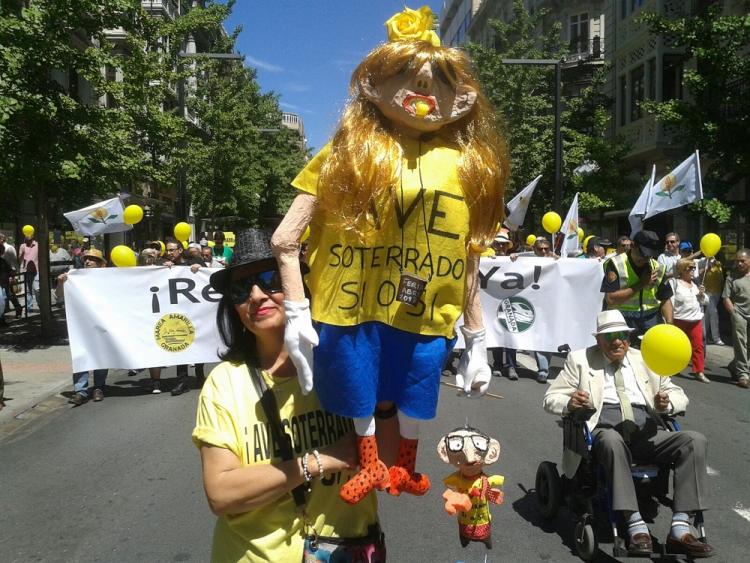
497;297;535;333
154;313;196;352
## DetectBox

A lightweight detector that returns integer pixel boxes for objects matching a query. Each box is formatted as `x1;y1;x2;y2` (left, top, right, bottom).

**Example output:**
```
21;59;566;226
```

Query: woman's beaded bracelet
301;452;313;488
312;449;323;479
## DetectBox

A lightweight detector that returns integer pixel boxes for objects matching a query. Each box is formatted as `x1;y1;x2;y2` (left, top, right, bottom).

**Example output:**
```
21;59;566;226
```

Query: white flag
559;192;580;257
643;151;703;220
504;175;541;231
629;165;655;236
64;197;133;236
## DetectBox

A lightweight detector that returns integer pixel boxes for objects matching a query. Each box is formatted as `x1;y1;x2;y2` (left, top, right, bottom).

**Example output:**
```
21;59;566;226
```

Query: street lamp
501;58;563;209
175;51;245;224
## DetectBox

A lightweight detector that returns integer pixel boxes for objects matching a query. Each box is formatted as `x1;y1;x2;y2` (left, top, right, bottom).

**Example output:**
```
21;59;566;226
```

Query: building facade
281;112;307;151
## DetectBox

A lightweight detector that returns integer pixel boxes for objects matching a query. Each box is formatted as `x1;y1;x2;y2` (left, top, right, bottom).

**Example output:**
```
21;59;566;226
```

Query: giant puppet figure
271;6;508;505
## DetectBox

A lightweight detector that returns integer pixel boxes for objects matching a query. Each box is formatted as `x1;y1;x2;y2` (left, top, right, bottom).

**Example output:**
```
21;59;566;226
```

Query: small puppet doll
438;425;504;549
271;6;509;505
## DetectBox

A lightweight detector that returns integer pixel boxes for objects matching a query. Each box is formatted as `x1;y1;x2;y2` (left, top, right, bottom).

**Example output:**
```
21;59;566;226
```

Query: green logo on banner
497;297;535;333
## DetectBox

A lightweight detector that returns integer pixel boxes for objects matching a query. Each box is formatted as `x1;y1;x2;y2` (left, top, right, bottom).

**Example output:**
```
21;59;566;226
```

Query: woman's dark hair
216;286;260;367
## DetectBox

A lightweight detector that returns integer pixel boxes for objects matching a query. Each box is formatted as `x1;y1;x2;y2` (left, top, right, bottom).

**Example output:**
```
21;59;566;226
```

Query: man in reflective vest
601;230;674;346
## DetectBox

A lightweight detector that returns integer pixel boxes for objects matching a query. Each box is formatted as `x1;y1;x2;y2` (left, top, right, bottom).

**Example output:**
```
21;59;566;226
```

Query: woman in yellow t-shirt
192;228;381;562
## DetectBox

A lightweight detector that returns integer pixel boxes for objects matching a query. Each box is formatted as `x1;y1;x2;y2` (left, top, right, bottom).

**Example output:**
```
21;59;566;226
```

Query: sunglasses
602;330;630;343
445;433;490;453
229;269;282;304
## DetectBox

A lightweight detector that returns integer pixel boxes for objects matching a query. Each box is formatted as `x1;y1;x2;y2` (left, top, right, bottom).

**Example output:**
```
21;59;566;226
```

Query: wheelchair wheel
535;461;562;519
574;519;597;562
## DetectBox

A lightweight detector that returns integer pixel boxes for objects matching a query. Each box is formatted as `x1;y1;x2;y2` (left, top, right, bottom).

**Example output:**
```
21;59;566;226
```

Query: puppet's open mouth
402;94;436;117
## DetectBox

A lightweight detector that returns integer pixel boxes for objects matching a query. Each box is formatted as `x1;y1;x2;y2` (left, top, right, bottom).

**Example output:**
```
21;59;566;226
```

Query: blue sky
227;1;443;153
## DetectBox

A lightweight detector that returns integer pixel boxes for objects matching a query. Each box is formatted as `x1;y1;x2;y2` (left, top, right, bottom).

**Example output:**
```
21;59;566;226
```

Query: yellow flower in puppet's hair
385;6;441;47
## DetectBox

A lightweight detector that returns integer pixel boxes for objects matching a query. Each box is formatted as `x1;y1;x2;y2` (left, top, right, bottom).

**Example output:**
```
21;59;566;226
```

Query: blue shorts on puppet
313;321;456;420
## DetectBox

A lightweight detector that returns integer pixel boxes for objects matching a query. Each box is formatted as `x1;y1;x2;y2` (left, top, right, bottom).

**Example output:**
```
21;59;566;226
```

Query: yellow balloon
583;235;595;254
577;227;584;242
469;241;487;254
641;324;692;377
156;240;165;256
181;240;188;249
208;240;215;248
174;222;191;242
542;211;562;234
699;233;721;258
22;225;35;238
300;226;311;243
123;205;144;225
110;245;137;267
526;234;537;246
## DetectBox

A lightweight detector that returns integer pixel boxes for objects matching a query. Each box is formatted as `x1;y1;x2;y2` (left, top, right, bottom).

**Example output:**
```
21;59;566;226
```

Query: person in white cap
543;309;713;558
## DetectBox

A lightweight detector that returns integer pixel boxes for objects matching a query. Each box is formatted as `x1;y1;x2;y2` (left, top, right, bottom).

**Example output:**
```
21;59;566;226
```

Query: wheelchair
535;408;707;561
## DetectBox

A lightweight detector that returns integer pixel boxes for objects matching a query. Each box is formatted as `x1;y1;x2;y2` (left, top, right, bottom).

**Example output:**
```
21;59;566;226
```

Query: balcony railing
142;0;178;21
567;36;604;62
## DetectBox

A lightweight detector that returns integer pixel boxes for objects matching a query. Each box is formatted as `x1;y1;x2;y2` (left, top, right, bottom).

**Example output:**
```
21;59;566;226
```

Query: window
569;13;589;54
68;68;79;101
619;75;627;126
648;58;656;100
663;55;684;101
105;65;117;108
630;65;645;121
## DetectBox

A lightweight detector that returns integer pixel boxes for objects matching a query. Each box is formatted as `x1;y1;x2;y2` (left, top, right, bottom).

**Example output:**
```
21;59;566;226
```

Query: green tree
0;0;230;334
0;0;143;334
638;5;750;224
182;61;307;228
467;0;636;225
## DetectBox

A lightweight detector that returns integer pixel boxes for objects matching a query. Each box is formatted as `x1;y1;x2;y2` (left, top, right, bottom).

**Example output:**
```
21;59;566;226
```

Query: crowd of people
186;225;748;560
0;230;237;404
465;227;749;391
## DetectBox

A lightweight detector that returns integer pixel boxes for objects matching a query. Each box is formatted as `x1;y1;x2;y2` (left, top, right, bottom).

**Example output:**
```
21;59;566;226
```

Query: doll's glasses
445;433;489;453
230;269;282;304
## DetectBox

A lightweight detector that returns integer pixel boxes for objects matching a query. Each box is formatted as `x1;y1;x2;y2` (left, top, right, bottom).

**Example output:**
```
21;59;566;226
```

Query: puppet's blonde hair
317;40;509;246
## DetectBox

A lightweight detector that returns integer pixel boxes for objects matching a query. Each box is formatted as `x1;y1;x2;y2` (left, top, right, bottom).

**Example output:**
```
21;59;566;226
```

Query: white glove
456;326;491;397
283;299;319;395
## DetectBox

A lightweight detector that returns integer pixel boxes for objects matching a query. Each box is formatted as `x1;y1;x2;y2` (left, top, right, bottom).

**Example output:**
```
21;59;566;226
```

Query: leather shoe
628;532;652;556
666;533;714;558
69;394;87;406
170;380;190;396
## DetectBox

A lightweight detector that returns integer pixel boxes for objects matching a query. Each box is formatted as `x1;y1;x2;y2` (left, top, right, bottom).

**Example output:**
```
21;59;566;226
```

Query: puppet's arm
271;193;319;394
443;489;472;515
456;253;491;396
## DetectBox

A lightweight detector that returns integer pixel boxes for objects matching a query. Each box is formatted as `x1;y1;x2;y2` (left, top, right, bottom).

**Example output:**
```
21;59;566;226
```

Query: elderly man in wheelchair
540;310;714;559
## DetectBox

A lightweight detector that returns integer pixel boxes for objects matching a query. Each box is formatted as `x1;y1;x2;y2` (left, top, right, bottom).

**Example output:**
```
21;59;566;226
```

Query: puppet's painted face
362;60;477;135
437;428;500;478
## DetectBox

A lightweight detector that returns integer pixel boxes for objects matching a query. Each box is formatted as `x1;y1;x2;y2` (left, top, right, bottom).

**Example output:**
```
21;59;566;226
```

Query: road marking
706;465;720;476
733;504;750;524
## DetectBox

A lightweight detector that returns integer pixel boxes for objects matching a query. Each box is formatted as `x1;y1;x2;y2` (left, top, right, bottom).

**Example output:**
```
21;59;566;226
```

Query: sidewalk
0;309;73;429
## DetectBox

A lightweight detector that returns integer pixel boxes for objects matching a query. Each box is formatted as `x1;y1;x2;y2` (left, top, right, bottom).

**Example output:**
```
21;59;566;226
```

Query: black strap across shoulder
247;363;307;508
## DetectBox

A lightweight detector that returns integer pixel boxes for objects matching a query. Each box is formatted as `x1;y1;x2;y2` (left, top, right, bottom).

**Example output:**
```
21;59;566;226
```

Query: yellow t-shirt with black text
293;138;471;338
192;362;378;563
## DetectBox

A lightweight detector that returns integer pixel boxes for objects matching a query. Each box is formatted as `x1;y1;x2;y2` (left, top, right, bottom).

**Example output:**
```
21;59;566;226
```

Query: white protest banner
64;267;224;372
456;257;603;352
629;165;655;236
504;175;541;231
64;197;133;236
643;151;703;220
559;192;580;258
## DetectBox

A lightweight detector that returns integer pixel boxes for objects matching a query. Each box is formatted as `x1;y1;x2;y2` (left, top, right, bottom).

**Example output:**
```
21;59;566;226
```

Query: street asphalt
0;341;747;562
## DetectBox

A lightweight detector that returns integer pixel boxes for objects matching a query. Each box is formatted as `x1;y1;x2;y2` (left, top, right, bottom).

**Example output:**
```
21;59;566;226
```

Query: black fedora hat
209;228;277;294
